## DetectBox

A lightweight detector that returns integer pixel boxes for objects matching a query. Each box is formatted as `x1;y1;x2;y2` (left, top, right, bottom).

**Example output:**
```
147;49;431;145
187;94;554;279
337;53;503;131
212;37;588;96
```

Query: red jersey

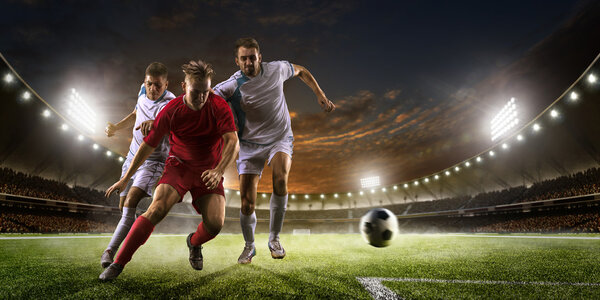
144;93;236;169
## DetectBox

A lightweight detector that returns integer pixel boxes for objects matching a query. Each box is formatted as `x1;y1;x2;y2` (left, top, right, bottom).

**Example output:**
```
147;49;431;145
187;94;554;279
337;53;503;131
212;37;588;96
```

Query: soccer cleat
101;249;114;268
237;245;256;264
268;240;286;259
99;263;123;281
186;233;203;270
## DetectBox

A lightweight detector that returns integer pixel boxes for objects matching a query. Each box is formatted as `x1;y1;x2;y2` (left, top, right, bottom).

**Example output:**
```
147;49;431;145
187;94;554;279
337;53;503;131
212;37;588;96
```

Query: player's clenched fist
105;122;117;137
201;169;223;190
318;95;335;113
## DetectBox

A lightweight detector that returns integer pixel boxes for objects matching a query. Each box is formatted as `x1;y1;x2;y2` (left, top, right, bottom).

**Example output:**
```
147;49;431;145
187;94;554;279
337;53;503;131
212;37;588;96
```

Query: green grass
1;233;599;299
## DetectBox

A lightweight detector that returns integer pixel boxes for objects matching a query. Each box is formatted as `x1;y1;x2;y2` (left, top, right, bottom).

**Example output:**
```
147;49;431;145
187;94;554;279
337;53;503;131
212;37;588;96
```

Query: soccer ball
359;208;398;247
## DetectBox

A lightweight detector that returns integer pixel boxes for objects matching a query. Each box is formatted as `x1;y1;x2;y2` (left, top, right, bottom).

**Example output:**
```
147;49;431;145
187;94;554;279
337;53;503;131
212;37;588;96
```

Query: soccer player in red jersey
99;60;239;281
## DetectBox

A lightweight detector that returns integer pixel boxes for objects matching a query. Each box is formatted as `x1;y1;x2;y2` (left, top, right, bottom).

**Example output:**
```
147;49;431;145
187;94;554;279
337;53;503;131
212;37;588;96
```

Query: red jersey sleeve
143;96;179;147
212;94;237;136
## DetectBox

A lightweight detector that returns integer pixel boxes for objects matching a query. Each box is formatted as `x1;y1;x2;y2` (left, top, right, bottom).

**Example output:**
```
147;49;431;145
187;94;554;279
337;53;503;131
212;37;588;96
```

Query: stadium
2;1;600;299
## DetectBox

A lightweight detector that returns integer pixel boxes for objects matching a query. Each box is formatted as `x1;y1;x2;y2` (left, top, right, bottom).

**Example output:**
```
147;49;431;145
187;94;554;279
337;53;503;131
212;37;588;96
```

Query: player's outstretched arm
291;64;335;113
105;141;156;197
202;131;240;190
106;108;137;137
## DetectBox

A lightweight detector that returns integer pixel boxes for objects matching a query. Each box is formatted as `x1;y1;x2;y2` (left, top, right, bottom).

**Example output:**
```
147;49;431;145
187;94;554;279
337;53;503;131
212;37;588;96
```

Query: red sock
114;216;154;266
190;222;216;246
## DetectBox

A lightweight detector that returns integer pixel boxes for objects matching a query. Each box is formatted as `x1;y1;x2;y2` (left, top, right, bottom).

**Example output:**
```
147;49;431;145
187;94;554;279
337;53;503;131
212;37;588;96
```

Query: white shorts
119;158;165;197
237;135;293;176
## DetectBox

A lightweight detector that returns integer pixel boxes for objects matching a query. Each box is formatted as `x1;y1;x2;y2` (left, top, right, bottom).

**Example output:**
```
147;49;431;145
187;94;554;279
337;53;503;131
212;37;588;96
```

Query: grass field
1;233;600;299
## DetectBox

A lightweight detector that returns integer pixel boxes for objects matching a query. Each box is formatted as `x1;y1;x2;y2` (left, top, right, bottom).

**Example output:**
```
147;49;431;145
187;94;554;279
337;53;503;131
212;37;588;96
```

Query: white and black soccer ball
359;208;398;247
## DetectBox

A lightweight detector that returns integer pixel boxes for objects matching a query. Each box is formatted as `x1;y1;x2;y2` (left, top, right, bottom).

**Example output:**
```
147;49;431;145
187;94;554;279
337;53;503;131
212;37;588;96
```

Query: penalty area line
357;277;600;300
0;234;187;240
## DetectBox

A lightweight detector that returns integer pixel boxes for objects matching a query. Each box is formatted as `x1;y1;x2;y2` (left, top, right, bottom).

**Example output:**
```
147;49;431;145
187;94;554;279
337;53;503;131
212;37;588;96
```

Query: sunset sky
1;0;599;193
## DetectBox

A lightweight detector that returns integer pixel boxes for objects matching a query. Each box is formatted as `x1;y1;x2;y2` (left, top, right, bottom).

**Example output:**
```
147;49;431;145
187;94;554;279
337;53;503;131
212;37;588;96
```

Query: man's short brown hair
235;37;260;57
182;60;215;82
145;62;168;78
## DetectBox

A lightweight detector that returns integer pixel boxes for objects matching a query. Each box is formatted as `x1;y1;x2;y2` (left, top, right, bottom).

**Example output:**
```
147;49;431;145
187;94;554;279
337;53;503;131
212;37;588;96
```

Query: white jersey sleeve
275;60;295;81
213;74;239;100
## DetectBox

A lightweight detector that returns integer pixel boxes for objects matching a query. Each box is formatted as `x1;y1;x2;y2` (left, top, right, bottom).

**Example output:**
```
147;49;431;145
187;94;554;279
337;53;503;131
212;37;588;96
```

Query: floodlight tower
490;97;519;142
65;88;98;134
361;176;380;189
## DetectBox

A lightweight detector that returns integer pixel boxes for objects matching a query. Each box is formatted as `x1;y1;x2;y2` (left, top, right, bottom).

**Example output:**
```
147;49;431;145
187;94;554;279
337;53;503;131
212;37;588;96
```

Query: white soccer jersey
214;61;295;145
127;84;175;162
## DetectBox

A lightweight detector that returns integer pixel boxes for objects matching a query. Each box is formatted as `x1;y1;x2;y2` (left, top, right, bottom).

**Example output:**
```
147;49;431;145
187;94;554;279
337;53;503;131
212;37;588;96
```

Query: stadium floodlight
533;123;541;132
570;91;578;101
347;192;352;197
291;195;296;199
490;97;519;141
42;109;51;118
92;143;99;150
445;170;450;176
236;191;240;195
424;178;429;183
304;194;309;199
465;161;471;167
550;109;559;118
106;151;112;157
434;174;439;180
476;156;482;162
118;157;124;162
370;189;375;194
382;187;387;192
22;91;31;101
320;194;325;198
262;193;266;198
517;134;523;141
454;166;460;172
77;134;84;141
403;183;408;188
502;143;508;150
359;191;364;195
489;150;495;157
360;176;380;188
334;193;339;198
393;185;397;190
65;88;98;134
4;73;14;83
61;123;69;131
588;73;597;83
413;181;419;186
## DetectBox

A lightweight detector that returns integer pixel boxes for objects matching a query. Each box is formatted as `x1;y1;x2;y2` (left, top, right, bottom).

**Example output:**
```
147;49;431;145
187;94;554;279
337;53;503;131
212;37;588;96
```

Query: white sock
240;211;256;248
269;193;288;242
106;207;136;252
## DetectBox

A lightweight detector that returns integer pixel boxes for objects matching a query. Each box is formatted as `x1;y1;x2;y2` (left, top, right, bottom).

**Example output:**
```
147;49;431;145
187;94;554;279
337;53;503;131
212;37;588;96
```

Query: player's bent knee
273;178;288;196
241;202;255;215
204;218;224;236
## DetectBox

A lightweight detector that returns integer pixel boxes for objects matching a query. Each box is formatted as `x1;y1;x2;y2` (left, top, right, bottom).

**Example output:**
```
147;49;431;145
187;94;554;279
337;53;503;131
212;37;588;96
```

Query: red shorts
158;158;225;210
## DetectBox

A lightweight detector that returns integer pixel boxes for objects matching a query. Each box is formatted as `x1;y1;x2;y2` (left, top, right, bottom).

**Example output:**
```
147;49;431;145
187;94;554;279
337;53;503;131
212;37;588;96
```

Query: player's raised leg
101;187;147;268
99;183;180;281
238;174;260;264
188;193;226;270
268;152;291;259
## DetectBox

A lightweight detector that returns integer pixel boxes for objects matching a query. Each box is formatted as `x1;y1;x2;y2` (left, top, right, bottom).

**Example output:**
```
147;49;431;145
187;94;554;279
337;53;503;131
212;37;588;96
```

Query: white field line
0;234;187;240
440;234;600;240
357;277;600;300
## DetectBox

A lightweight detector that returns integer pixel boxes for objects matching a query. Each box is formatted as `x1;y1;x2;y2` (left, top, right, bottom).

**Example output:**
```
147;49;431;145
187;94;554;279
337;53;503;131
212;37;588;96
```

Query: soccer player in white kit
100;62;175;268
213;38;335;264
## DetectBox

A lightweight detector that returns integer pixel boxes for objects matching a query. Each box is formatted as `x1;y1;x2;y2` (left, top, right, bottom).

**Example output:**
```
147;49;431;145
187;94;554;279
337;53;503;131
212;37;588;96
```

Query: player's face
235;47;261;77
144;75;168;101
182;77;211;111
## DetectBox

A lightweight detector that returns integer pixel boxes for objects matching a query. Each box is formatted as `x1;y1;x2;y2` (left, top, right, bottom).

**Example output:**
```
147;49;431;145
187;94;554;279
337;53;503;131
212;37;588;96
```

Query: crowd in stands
0;212;115;233
387;168;600;214
0;167;115;206
474;212;600;233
